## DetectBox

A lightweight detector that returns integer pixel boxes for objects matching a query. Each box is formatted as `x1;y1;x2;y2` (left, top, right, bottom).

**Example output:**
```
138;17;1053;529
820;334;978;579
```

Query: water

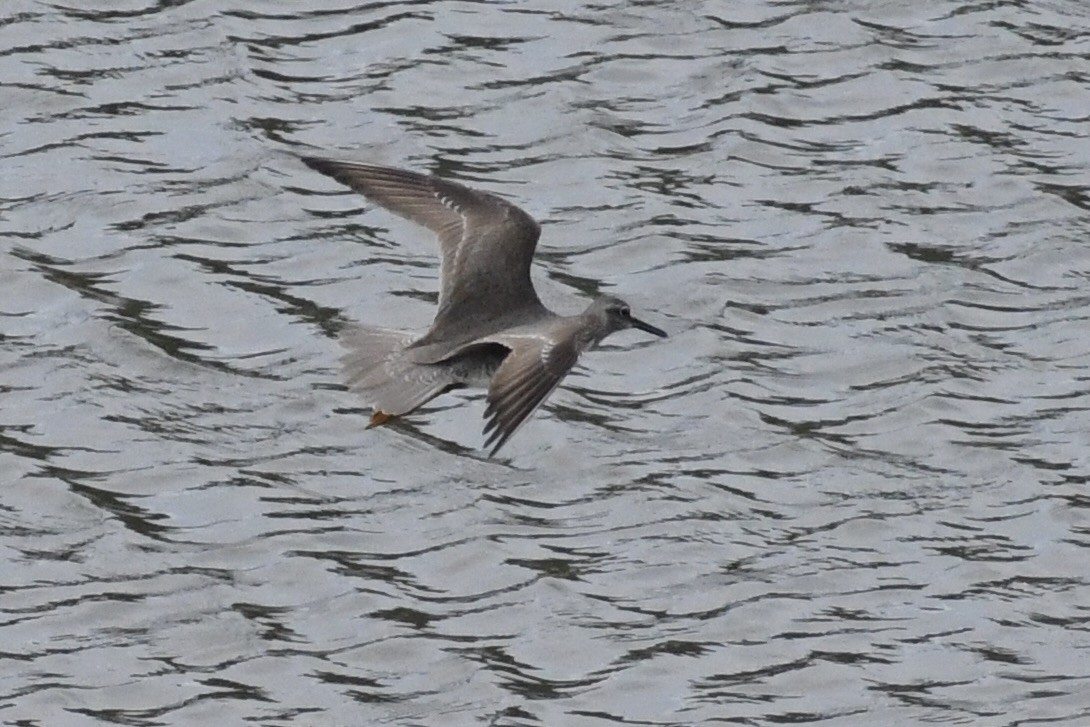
3;1;1089;725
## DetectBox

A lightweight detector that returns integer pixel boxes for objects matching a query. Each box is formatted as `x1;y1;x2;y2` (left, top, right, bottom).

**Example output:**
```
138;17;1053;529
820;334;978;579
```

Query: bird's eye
619;307;631;317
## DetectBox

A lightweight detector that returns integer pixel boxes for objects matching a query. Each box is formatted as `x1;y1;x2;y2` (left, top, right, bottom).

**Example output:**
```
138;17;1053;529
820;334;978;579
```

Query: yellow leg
368;411;394;428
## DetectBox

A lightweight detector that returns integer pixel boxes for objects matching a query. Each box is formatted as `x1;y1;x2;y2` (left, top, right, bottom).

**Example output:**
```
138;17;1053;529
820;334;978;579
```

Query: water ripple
4;0;1090;725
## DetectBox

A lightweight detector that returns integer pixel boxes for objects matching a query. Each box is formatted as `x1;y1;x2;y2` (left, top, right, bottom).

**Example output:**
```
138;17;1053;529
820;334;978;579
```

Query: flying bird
302;157;667;455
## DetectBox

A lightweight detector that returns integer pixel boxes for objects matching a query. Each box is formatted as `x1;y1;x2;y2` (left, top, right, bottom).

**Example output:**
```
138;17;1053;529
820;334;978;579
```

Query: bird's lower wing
483;335;579;456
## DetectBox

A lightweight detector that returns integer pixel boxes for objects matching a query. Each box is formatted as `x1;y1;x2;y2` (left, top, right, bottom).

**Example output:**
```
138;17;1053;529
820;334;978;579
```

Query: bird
301;156;667;456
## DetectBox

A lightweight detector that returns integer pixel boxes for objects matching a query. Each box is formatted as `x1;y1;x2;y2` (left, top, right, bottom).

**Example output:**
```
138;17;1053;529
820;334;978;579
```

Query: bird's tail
340;325;455;425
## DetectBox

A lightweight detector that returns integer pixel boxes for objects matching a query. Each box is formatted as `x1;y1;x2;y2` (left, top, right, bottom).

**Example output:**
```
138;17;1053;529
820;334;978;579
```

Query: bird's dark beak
630;316;667;338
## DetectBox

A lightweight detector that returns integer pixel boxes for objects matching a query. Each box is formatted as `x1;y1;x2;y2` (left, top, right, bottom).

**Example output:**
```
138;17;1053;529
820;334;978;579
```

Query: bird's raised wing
301;158;543;329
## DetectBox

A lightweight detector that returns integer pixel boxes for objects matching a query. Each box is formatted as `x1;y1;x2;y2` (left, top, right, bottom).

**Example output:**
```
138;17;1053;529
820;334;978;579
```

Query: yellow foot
368;411;394;428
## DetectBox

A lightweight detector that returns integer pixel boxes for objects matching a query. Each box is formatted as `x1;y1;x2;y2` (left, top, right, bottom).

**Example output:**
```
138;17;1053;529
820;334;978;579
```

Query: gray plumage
302;157;666;455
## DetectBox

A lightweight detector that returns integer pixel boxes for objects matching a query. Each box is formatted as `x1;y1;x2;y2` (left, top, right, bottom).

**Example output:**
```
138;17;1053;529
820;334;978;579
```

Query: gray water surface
3;1;1090;725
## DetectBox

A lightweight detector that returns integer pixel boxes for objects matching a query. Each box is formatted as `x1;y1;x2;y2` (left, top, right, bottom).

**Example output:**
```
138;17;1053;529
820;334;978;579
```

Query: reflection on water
3;1;1089;725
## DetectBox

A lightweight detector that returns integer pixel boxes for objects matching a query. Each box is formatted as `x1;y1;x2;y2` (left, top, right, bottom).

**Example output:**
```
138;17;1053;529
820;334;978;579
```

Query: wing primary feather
483;370;543;427
484;362;547;425
484;376;565;455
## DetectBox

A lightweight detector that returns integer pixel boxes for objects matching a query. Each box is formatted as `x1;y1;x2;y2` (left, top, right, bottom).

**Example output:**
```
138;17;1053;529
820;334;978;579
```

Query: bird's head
584;295;667;342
